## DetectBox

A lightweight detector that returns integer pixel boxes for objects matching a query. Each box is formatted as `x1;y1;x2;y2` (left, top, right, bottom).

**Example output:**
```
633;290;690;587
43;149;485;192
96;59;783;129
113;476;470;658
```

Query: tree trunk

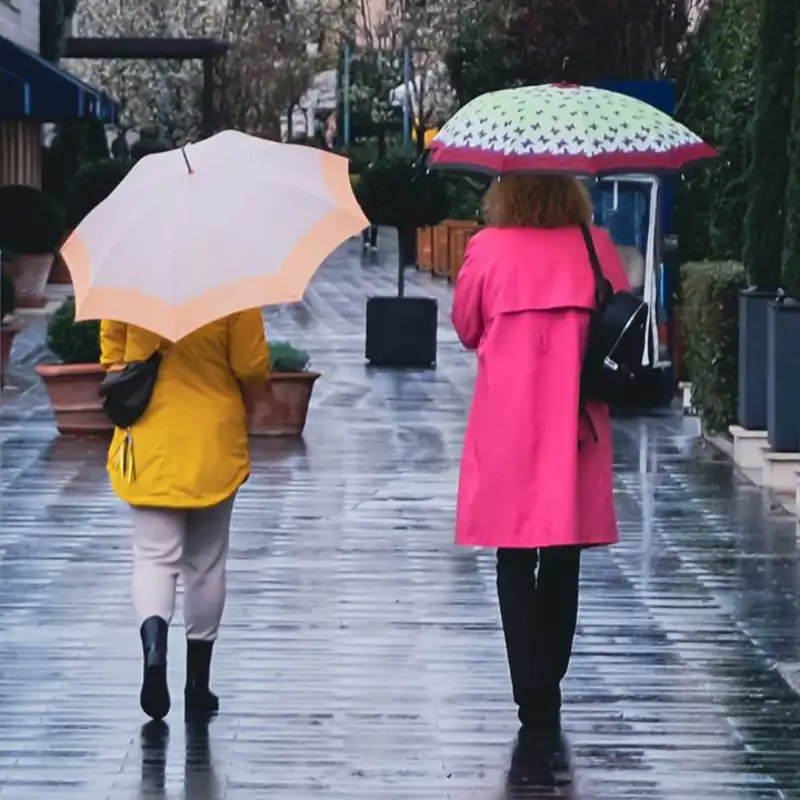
286;103;295;140
742;0;798;290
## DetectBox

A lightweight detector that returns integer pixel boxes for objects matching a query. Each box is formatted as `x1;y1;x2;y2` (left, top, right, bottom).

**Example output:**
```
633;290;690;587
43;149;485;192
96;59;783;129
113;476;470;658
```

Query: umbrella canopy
60;130;368;342
427;84;718;176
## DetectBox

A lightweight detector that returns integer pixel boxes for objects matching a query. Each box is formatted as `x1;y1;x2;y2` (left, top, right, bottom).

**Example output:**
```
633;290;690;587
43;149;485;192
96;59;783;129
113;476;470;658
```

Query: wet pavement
2;235;800;799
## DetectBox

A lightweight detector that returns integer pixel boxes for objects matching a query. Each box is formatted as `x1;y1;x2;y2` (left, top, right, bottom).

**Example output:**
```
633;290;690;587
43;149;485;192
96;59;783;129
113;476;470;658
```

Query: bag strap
578;224;609;309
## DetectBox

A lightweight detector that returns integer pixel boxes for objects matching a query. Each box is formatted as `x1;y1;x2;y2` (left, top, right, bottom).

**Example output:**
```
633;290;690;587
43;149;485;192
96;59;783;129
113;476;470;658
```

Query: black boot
184;640;219;716
507;726;571;789
140;616;170;720
496;547;581;731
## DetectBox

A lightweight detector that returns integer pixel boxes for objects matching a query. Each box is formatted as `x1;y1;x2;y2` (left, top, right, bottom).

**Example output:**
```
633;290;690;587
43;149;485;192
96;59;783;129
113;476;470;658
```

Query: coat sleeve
228;309;270;383
99;320;127;368
451;236;486;350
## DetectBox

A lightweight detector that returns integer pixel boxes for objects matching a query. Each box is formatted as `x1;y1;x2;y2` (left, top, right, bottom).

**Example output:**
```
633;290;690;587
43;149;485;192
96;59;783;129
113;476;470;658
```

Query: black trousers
362;226;378;247
496;546;581;727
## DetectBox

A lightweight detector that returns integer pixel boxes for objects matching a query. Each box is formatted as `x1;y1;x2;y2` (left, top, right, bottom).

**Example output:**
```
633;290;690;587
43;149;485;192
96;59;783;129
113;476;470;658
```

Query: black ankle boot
140;616;171;721
184;640;219;716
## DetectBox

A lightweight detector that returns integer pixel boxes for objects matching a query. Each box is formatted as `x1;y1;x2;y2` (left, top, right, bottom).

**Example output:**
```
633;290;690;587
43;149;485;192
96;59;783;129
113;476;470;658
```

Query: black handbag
579;225;653;408
98;350;162;429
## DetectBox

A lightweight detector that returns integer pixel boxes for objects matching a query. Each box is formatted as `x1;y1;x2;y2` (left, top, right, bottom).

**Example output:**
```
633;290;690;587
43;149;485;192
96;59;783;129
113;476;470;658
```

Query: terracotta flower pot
247;371;320;437
34;362;114;436
48;253;73;285
0;324;18;388
416;227;434;271
448;221;480;284
7;253;55;308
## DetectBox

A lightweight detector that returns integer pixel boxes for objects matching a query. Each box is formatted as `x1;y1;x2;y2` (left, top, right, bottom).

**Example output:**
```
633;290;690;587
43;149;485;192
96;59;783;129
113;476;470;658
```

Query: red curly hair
483;174;593;229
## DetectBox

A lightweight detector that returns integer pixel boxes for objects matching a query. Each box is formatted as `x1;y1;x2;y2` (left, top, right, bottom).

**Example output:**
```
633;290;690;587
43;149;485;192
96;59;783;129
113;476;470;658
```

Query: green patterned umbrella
428;84;717;176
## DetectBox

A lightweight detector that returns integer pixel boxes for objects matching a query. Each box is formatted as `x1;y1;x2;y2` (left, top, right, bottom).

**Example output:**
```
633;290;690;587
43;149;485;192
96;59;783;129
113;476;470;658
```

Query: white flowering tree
215;0;326;139
65;0;328;143
65;0;220;143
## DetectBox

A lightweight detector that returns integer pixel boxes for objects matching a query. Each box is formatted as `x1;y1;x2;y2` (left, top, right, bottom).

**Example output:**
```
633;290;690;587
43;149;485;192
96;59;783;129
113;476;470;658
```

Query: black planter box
365;296;438;367
738;289;778;430
767;298;800;452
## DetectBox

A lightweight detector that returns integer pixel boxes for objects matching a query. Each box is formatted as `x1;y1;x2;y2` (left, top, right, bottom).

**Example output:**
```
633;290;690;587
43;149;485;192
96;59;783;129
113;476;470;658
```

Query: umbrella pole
397;248;405;298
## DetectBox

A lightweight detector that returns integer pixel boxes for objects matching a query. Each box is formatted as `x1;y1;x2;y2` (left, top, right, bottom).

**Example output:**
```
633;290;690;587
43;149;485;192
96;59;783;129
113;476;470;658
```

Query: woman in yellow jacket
101;310;270;721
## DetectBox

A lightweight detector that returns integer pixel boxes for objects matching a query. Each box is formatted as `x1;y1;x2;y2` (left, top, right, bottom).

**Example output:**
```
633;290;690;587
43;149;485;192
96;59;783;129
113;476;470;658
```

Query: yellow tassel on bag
118;430;136;483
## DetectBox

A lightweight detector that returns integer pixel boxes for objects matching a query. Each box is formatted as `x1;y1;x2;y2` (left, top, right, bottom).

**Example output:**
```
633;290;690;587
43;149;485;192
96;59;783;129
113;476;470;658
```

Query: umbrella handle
181;146;194;175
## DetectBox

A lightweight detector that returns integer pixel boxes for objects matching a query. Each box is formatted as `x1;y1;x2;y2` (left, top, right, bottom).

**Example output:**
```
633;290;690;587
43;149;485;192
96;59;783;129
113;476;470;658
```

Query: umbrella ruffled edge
425;141;719;177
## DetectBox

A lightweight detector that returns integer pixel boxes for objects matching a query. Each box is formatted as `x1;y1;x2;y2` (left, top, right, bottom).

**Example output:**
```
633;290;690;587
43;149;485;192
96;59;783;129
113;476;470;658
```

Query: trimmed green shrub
443;175;488;221
66;158;131;228
1;268;15;321
269;341;310;372
742;0;797;288
781;28;800;301
674;0;760;264
355;153;448;230
131;136;173;163
0;185;65;254
46;296;101;364
682;261;748;432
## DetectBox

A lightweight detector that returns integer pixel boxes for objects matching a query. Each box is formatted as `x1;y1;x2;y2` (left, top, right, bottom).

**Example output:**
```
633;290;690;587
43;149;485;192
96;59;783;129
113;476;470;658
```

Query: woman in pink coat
452;174;629;737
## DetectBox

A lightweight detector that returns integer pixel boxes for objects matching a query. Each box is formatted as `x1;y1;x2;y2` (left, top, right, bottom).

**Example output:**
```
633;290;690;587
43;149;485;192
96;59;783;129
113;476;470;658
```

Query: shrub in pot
356;154;448;367
34;296;112;436
66;158;132;229
1;268;18;387
0;185;66;307
247;342;320;437
355;152;448;286
131;133;173;163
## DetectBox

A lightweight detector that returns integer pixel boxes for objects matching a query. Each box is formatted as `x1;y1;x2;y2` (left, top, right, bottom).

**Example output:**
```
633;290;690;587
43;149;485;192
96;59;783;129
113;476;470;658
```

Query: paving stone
1;234;800;799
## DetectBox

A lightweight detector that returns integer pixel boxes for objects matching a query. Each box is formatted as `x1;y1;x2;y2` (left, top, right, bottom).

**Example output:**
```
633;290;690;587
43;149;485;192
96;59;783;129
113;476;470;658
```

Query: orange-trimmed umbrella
60;130;368;342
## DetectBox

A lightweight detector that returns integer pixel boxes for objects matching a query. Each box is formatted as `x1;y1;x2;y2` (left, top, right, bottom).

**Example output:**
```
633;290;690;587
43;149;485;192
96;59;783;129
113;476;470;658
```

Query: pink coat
452;225;630;550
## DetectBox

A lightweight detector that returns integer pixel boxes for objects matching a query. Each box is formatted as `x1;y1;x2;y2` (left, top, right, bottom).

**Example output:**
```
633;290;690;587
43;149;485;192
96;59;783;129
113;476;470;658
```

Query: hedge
674;0;760;264
742;0;797;288
682;261;747;433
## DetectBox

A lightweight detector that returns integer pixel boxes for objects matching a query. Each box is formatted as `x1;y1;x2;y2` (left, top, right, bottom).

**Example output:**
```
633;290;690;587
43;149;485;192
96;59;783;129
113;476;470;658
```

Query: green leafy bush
1;268;15;321
269;341;310;372
131;136;173;163
443;175;488;221
0;185;65;254
66;158;131;228
674;0;759;264
46;296;101;364
682;261;748;432
355;153;448;230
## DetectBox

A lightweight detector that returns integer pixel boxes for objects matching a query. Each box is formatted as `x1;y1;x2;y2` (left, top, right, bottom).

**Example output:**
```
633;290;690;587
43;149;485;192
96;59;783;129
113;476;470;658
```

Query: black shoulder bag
579;225;653;408
98;350;162;429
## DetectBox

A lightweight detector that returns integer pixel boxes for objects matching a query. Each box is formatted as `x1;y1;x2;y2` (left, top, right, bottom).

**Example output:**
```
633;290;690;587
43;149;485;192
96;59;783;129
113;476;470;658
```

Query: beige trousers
130;494;235;641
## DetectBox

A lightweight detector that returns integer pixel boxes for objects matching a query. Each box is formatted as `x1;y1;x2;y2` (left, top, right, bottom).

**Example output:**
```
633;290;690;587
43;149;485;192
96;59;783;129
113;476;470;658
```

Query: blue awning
0;35;118;122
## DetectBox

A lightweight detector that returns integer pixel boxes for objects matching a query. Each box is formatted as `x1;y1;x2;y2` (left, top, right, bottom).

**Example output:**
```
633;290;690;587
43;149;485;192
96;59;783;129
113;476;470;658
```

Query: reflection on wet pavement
1;236;800;799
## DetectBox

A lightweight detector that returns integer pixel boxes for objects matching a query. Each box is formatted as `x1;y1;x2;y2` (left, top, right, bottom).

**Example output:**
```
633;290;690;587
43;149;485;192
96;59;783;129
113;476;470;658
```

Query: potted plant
48;159;133;288
0;185;66;308
356;152;448;367
247;342;320;437
66;157;132;230
130;127;172;163
34;297;113;436
1;268;18;388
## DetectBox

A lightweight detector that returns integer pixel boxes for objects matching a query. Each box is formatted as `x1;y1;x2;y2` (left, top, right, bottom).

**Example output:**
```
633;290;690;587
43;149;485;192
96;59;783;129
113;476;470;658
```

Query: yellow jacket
100;310;270;509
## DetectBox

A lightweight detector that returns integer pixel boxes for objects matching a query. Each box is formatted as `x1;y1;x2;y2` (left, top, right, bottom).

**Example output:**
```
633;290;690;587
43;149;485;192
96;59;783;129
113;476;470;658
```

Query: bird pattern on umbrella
430;84;716;173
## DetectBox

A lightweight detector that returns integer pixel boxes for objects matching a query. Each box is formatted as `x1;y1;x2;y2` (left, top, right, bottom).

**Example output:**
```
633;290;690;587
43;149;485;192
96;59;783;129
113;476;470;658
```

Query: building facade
0;0;42;186
0;0;40;52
